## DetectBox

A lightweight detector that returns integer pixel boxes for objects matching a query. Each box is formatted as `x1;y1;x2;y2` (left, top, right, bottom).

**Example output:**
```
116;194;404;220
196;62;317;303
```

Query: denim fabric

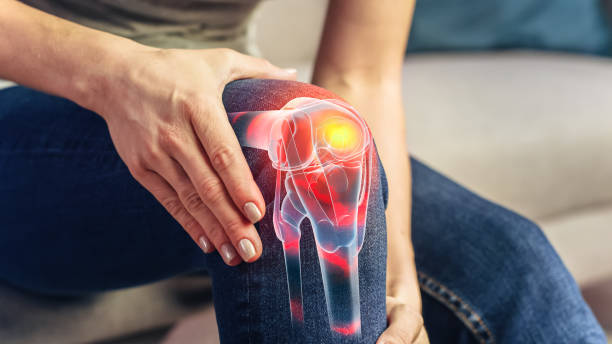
0;80;606;343
410;160;607;344
407;0;612;56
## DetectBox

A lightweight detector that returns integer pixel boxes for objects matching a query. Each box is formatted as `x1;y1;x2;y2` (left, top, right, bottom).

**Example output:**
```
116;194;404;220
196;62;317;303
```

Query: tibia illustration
228;98;373;337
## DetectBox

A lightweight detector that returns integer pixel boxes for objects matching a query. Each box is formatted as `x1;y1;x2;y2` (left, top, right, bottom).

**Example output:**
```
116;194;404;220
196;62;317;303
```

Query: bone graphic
228;98;372;337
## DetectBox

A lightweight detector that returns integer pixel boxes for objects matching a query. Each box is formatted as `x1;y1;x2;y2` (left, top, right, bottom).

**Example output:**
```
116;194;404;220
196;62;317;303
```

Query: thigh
0;86;206;293
410;158;606;344
207;79;389;343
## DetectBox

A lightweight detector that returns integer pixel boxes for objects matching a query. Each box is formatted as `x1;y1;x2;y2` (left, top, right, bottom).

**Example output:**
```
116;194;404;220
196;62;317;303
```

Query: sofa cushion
402;51;612;221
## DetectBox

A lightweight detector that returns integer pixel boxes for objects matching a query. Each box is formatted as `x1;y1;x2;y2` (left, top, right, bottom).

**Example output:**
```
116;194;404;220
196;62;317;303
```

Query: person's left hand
377;296;429;344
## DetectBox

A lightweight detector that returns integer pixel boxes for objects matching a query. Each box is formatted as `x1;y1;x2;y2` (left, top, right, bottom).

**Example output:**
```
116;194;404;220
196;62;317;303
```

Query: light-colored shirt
2;0;264;89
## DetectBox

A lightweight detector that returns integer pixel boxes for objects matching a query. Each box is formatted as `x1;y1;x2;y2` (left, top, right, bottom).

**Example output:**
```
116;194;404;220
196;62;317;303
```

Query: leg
0;80;390;343
209;79;388;343
410;158;607;344
0;86;207;293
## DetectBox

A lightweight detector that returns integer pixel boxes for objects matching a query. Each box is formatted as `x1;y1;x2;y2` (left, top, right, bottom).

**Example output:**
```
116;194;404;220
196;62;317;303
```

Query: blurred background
1;0;611;343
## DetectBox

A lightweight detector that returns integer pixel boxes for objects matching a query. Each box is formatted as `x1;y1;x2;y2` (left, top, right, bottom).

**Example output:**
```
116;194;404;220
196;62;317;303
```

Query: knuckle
158;126;183;152
162;198;184;218
143;146;164;164
128;160;148;179
182;191;205;212
223;219;246;237
210;145;236;172
177;94;204;119
182;98;217;129
196;177;224;203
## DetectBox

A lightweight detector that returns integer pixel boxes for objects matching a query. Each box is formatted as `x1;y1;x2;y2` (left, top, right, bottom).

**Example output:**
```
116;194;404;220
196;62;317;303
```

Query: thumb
226;50;297;81
377;325;429;344
376;302;429;344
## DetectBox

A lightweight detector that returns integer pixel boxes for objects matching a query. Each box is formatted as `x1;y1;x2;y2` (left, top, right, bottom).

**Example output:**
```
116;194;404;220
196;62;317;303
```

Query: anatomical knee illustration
228;97;373;337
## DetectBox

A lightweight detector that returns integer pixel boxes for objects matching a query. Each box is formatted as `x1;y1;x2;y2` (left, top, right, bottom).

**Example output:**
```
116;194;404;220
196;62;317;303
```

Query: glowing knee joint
229;98;373;337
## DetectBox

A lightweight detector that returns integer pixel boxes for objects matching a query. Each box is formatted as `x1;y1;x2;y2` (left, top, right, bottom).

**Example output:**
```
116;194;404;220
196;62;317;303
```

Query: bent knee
222;79;343;113
224;79;386;206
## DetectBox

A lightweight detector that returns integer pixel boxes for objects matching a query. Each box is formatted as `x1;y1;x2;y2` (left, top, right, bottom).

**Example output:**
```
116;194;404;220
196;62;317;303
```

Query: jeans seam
418;271;495;344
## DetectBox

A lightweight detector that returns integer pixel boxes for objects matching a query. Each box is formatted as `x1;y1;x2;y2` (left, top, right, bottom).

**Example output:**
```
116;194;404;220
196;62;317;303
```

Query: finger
149;154;245;265
414;327;430;344
133;168;212;254
182;104;264;262
377;327;429;344
186;117;266;224
221;49;297;81
376;305;427;344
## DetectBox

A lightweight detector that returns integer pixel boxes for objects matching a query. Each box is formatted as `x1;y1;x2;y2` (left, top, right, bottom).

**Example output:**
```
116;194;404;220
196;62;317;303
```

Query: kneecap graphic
228;97;373;337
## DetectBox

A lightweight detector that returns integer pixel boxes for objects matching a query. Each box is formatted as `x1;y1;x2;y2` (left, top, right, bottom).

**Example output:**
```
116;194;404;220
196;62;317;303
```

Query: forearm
313;79;419;306
0;0;144;109
312;0;418;307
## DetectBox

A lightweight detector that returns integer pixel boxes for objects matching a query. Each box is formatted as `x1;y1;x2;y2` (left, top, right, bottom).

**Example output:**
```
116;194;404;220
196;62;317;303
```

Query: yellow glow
323;121;359;151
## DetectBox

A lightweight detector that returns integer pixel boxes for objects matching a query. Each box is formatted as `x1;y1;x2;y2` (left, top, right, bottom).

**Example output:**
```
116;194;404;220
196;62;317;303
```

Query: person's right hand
89;47;296;265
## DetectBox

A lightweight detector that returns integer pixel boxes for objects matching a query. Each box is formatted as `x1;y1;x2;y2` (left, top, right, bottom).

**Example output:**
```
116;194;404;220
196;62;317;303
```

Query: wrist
69;35;153;114
312;66;401;93
316;75;400;96
387;271;422;311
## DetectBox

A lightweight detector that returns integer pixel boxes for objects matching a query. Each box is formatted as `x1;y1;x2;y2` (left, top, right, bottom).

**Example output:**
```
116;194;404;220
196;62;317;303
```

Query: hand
91;47;296;265
377;296;429;344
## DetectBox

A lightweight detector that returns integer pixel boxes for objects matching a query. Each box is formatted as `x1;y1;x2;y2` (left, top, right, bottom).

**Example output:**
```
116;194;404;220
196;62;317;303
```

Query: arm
0;0;139;108
312;1;427;342
0;0;298;265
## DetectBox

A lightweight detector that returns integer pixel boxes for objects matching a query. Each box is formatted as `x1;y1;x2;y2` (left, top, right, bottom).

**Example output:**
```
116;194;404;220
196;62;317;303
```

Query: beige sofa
2;1;611;343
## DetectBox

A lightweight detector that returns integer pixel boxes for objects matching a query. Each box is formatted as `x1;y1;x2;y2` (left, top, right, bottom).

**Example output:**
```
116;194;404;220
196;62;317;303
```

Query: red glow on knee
283;240;300;255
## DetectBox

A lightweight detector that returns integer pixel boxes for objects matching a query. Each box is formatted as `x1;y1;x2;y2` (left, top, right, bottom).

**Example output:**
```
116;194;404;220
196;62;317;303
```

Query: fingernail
238;238;256;261
220;243;237;264
198;236;211;253
283;68;297;75
243;202;262;223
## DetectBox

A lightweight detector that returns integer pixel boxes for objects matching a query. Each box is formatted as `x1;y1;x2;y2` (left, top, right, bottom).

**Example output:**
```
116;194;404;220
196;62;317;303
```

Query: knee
222;79;343;113
224;79;386;207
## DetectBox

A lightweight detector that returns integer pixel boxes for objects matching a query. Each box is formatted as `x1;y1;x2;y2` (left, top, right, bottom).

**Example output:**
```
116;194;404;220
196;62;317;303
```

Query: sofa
1;1;611;343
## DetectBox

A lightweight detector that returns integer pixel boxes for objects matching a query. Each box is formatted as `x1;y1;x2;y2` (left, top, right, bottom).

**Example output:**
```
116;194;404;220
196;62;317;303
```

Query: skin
0;0;427;342
314;1;428;343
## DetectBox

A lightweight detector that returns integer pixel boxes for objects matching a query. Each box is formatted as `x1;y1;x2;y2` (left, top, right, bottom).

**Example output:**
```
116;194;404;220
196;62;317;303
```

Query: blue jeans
0;80;606;343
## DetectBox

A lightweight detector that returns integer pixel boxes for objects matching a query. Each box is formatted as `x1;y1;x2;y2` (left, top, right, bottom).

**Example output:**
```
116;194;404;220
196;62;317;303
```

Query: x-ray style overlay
228;97;373;337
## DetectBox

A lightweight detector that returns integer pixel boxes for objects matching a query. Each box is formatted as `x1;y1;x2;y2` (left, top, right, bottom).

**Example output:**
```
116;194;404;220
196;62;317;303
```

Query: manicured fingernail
220;243;237;264
243;202;262;223
198;236;211;253
238;238;256;261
